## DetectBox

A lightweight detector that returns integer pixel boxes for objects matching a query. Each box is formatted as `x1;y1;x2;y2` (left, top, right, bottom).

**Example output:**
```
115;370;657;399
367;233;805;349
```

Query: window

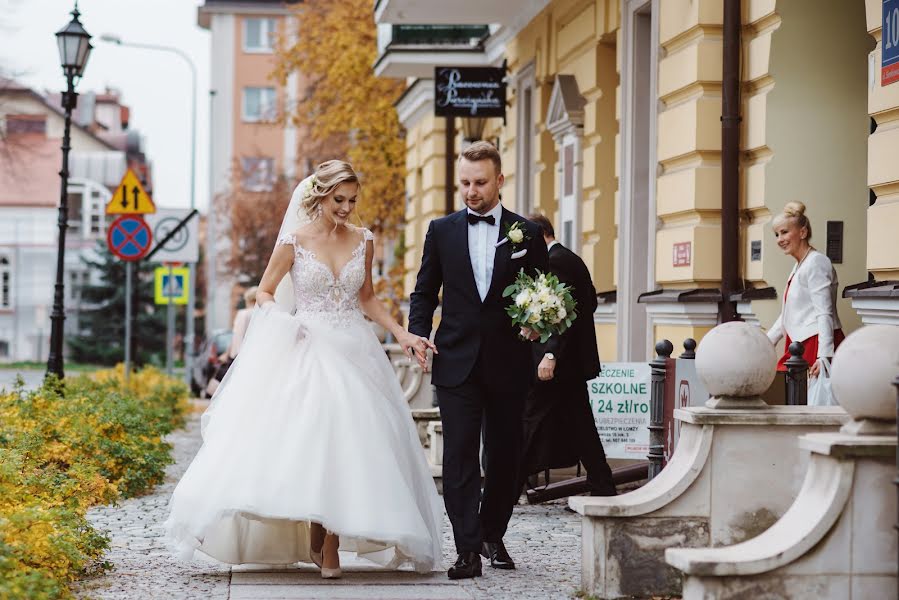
559;138;580;252
0;256;11;309
242;87;277;122
67;190;83;234
240;157;276;192
89;189;105;235
515;63;536;215
244;18;277;53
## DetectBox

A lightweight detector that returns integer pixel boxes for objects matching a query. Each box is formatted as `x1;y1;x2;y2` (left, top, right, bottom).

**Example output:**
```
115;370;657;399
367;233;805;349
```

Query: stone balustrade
569;322;848;599
666;324;899;599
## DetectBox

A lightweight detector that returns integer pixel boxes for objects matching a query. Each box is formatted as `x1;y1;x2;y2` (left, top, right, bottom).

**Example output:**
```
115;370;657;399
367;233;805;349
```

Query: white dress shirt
547;240;559;253
467;203;503;301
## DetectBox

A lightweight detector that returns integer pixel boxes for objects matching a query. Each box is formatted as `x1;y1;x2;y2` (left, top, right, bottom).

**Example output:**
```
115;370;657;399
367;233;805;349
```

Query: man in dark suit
519;213;616;497
406;141;548;579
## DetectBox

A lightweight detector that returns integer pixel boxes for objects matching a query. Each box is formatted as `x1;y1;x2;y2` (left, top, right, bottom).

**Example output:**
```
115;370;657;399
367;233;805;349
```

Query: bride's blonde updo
301;160;360;220
772;200;812;241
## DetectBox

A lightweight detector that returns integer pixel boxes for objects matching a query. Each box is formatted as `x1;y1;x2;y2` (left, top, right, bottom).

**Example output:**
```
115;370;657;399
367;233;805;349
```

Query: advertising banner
587;363;652;460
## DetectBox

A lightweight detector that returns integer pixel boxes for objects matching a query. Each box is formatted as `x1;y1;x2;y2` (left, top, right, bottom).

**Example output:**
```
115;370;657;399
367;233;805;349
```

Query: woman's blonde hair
772;201;812;241
300;160;360;220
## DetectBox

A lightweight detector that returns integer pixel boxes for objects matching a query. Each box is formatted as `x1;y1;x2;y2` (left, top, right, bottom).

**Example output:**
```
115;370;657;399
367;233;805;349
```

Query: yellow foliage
273;0;407;232
0;367;190;598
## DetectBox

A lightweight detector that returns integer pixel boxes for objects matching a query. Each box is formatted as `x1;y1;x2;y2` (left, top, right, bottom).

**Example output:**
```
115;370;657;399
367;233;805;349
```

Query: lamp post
47;3;92;381
99;34;198;386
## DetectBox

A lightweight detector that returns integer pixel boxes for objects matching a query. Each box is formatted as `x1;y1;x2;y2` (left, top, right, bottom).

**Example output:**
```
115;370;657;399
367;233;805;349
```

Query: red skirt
776;329;845;372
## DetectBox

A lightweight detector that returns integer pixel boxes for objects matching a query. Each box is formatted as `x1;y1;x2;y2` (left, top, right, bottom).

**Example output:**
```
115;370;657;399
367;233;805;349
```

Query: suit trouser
437;350;526;554
520;377;617;497
567;381;617;496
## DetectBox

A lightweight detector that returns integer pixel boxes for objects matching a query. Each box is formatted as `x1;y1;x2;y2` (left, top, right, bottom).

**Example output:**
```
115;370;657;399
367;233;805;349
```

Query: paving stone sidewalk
76;404;583;600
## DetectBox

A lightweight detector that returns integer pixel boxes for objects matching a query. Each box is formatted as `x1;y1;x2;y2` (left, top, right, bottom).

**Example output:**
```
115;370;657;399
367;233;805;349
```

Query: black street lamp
46;3;92;381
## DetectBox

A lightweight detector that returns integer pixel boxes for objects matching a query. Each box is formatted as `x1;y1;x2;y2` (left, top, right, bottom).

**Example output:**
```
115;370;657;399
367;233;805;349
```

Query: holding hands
397;330;438;373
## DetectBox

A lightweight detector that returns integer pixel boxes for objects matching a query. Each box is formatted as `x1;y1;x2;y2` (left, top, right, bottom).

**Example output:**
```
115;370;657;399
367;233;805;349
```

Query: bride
165;160;443;577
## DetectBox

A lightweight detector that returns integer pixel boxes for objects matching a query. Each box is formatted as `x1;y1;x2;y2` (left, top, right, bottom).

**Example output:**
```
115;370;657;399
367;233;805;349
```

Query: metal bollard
681;338;696;359
648;339;674;480
784;341;808;406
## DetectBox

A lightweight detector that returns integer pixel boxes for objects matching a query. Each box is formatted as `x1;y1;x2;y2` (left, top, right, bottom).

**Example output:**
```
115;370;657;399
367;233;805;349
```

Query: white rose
515;290;530;307
508;228;524;244
527;311;541;324
558;307;566;320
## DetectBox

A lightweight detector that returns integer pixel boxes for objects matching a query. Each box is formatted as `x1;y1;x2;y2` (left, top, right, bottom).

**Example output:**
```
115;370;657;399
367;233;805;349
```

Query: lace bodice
277;228;373;325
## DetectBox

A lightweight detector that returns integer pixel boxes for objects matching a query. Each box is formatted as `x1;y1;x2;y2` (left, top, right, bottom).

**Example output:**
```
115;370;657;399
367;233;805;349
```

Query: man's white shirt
467;203;503;301
547;240;559;253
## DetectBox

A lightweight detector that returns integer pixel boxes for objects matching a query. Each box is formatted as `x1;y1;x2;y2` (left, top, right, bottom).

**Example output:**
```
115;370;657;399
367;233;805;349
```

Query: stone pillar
667;325;899;599
569;321;847;599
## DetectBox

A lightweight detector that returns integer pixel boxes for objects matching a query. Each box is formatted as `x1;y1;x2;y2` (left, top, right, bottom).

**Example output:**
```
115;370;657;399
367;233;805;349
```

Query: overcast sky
2;0;213;211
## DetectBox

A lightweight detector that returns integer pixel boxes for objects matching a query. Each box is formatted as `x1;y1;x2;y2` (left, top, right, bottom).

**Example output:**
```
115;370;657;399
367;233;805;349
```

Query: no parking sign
107;215;152;261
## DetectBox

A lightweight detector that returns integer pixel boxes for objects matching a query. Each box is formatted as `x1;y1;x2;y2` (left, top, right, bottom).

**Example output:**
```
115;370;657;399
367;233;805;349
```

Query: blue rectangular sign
884;0;899;85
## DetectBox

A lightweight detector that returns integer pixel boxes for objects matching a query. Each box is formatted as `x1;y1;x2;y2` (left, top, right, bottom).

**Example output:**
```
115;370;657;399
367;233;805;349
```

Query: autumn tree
273;0;407;233
219;166;293;287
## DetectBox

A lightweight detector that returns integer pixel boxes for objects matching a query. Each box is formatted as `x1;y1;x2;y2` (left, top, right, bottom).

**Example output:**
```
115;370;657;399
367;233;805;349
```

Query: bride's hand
397;330;438;372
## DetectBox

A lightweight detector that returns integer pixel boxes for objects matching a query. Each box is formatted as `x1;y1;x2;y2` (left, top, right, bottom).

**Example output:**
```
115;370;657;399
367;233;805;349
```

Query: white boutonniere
495;221;530;252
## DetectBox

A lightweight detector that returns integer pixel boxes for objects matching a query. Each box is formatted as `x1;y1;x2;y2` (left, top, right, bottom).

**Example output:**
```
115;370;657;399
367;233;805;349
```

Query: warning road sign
106;168;156;215
107;215;152;261
154;266;190;305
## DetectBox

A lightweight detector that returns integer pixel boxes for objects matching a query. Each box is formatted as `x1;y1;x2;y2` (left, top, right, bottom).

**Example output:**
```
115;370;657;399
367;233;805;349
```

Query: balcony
374;0;532;25
374;24;491;79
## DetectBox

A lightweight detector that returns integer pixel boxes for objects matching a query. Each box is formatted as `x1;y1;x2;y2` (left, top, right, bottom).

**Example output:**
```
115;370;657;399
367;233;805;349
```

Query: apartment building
198;0;305;334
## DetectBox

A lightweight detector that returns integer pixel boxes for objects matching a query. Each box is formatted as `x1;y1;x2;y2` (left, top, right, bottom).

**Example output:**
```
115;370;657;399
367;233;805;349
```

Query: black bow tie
467;213;496;226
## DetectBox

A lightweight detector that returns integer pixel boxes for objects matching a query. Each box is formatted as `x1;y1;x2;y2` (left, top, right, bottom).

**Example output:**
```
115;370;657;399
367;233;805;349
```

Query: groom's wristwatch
544;353;555;361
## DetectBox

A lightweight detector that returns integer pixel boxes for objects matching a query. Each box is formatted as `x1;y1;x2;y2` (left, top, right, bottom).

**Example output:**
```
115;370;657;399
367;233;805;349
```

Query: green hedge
0;366;190;600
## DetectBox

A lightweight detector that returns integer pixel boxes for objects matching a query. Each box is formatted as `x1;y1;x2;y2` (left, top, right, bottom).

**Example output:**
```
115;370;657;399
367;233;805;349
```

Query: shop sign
434;66;506;118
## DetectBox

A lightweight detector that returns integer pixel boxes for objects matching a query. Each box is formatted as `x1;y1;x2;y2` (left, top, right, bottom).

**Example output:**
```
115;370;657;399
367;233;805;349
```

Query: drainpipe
445;117;456;215
720;0;742;322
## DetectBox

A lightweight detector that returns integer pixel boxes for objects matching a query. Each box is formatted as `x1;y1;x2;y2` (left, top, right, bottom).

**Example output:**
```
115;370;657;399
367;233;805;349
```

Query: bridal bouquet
502;269;577;343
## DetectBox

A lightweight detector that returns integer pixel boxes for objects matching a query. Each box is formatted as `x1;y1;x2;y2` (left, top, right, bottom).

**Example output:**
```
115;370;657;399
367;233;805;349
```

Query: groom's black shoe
447;552;482;580
481;541;515;570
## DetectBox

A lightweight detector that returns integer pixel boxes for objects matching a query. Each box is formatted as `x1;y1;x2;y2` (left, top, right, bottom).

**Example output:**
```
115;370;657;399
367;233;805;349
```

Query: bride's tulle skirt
165;308;443;573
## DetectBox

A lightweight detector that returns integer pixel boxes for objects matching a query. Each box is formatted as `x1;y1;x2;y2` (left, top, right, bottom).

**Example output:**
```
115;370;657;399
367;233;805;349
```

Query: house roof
1;77;117;152
0;134;62;208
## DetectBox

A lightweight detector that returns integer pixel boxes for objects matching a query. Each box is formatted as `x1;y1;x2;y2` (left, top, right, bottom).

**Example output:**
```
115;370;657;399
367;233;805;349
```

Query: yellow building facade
376;0;899;361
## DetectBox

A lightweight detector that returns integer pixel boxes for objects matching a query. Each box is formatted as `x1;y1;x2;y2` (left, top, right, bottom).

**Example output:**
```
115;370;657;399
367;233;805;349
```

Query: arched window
0;256;11;309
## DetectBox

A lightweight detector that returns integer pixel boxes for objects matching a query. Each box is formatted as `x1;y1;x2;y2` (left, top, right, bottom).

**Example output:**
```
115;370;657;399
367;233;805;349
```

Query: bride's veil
272;174;315;312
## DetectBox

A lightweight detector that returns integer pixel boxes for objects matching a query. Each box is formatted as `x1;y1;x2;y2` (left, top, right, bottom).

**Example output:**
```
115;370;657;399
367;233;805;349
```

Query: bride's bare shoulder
292;223;318;244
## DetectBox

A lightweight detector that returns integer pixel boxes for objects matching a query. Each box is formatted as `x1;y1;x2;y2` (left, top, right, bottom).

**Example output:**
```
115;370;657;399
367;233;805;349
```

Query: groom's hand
520;327;540;342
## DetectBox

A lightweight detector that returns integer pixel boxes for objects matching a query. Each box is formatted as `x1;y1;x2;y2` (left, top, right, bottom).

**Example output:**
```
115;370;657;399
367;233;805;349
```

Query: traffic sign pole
166;264;175;376
124;262;132;386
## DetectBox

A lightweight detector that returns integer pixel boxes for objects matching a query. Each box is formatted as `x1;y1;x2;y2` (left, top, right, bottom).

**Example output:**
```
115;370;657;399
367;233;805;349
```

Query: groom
407;141;548;579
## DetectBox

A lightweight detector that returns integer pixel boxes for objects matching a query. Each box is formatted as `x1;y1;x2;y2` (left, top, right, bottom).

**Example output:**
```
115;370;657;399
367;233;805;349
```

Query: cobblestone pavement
74;405;232;599
76;404;583;600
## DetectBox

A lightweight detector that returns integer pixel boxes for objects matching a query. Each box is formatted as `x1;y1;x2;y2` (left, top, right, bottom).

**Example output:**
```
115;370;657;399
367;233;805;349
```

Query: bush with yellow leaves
0;366;189;599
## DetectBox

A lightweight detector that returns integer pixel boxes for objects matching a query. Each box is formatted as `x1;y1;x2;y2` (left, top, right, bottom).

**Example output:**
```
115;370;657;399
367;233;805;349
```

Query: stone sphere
831;325;899;422
695;322;777;398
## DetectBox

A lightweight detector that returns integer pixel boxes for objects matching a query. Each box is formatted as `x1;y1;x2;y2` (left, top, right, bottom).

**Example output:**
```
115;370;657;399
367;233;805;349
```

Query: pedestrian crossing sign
154;266;190;305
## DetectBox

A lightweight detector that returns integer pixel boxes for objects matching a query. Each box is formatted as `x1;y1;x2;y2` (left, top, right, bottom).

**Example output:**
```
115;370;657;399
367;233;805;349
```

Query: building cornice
395;79;434;130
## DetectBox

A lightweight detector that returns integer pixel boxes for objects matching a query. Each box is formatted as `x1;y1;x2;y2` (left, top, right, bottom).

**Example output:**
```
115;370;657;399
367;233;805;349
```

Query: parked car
190;329;233;398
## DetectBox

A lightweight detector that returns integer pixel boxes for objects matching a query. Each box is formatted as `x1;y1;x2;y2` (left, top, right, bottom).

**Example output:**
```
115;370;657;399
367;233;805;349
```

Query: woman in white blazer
767;201;843;377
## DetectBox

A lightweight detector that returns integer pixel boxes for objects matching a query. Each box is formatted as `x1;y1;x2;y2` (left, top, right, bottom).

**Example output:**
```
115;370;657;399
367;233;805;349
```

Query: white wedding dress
165;228;443;573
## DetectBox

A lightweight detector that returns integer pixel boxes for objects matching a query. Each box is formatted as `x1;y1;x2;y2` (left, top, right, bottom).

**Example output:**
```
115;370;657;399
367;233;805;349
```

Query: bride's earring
316;204;323;221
